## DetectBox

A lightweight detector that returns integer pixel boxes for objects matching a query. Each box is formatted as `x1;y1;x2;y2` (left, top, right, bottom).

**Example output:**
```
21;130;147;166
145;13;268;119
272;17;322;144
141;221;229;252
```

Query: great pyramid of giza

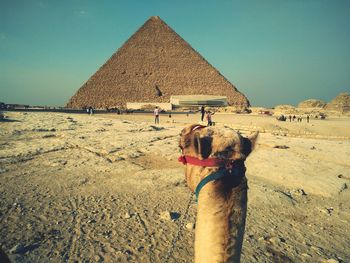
66;16;250;109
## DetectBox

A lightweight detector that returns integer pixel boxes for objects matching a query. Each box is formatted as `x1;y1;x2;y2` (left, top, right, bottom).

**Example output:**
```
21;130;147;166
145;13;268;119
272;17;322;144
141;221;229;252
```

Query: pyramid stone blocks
67;16;249;109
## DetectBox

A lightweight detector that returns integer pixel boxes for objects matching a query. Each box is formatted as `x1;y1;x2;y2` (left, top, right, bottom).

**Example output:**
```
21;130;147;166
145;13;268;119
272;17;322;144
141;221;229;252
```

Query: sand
0;111;349;263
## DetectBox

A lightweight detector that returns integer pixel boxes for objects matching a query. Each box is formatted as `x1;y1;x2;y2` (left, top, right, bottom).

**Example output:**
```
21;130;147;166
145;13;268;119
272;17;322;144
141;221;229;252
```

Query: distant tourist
289;115;292;122
154;106;160;124
86;107;90;114
89;106;94;115
293;115;296;121
206;111;215;126
169;113;174;123
307;115;310;123
200;106;205;122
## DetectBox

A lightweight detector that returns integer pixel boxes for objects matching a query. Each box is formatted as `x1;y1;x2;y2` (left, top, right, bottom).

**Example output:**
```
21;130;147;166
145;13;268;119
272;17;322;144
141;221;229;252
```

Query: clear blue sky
1;0;349;107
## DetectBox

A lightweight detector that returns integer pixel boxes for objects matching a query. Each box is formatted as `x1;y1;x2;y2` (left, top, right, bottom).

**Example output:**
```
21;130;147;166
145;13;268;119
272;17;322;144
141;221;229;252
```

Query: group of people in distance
288;115;310;123
84;105;315;127
153;105;215;126
85;106;94;115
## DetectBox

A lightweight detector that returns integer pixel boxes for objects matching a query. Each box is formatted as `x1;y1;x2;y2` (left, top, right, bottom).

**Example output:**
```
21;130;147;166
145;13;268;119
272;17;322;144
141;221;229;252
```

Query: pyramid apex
150;16;161;20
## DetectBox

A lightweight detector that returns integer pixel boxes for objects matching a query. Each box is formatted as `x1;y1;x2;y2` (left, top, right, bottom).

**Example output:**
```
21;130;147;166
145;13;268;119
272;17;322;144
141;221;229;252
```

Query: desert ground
0;111;349;263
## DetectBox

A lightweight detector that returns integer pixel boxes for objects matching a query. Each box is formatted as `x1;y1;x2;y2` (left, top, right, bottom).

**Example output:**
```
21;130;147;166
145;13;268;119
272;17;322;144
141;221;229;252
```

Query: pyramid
325;92;350;112
298;99;326;108
66;16;250;109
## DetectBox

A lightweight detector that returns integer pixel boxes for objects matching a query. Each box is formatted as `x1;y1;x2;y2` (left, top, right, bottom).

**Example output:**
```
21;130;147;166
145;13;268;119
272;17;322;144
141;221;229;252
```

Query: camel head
179;124;258;263
179;124;258;193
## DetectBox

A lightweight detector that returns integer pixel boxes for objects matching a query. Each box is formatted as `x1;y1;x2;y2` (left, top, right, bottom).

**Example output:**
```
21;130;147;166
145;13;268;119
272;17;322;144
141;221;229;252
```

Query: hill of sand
0;112;349;262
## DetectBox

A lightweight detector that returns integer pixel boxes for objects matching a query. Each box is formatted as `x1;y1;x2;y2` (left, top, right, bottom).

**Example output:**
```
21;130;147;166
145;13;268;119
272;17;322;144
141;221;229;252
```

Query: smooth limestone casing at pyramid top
67;16;250;109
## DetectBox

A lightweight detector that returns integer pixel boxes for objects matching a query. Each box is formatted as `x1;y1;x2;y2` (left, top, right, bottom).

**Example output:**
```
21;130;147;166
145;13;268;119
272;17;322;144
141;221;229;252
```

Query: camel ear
180;124;201;150
194;132;212;159
242;131;259;157
248;131;259;149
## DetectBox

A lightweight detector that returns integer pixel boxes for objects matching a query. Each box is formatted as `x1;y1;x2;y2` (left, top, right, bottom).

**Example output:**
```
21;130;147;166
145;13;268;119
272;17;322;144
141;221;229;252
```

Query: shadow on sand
0;119;21;123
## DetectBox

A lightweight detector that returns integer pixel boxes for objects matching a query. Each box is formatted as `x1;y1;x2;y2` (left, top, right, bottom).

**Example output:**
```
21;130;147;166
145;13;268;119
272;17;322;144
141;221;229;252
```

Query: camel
179;124;258;263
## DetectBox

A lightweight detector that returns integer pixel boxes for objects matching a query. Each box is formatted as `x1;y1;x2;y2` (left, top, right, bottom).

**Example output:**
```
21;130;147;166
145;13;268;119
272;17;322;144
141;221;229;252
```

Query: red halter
178;155;226;167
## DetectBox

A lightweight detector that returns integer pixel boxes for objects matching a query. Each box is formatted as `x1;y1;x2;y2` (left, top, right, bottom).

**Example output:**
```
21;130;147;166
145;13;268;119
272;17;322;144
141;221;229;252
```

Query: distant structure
325;92;350;113
298;99;326;108
170;95;227;107
1;103;30;109
66;16;249;109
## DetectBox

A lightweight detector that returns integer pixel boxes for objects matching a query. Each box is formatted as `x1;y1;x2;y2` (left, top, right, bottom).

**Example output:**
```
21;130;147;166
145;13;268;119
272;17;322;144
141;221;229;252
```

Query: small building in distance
170;95;227;108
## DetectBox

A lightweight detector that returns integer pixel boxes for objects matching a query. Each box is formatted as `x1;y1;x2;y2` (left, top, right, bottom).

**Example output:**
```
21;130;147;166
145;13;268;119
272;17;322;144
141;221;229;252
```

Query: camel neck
194;176;248;263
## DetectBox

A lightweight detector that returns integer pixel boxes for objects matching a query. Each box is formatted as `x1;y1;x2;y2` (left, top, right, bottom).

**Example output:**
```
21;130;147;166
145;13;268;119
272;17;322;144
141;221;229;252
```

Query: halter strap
178;155;226;167
195;169;228;200
178;154;245;201
191;124;206;131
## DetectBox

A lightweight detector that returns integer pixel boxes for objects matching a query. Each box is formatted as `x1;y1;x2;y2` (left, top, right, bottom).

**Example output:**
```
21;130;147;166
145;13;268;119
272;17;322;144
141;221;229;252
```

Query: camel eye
215;146;234;159
225;146;234;153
